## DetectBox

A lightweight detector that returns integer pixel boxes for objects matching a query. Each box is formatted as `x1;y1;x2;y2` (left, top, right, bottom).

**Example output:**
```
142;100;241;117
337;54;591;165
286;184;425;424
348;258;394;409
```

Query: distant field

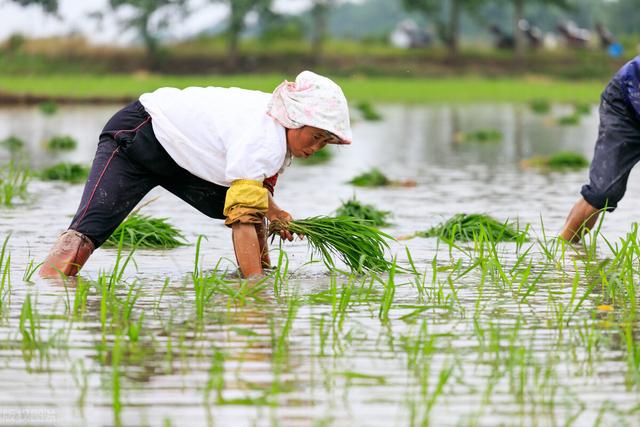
0;74;606;103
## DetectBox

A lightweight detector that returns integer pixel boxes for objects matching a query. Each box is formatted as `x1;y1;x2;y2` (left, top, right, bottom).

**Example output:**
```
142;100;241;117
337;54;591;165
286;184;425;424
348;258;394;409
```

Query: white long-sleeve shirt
139;86;289;187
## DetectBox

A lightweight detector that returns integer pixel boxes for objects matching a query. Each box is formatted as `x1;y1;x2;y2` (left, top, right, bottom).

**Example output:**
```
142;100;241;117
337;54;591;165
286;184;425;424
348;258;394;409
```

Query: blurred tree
109;0;186;65
212;0;273;70
9;0;58;13
310;0;335;64
401;0;485;55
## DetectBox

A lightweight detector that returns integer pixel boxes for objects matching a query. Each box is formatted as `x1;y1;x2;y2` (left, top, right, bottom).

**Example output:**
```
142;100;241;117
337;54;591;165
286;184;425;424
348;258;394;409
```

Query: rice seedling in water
103;213;186;248
522;151;589;171
38;101;58;115
46;135;77;151
297;147;332;165
574;102;591;115
455;129;503;143
356;101;383;121
0;135;24;150
348;168;390;187
0;162;30;207
556;113;580;126
407;213;528;242
269;216;393;273
335;196;392;227
529;98;551;114
39;162;90;184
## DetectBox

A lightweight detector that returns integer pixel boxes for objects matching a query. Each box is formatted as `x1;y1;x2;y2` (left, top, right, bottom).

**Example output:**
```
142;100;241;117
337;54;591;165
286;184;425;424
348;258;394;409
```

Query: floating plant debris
349;168;391;187
38;101;58;116
39;163;89;184
522;151;589;171
0;135;24;150
298;147;333;165
557;113;580;126
529;98;551;114
269;216;393;273
406;213;528;242
46;135;77;151
574;102;591;115
356;101;383;121
455;129;503;143
104;213;187;249
335;196;392;227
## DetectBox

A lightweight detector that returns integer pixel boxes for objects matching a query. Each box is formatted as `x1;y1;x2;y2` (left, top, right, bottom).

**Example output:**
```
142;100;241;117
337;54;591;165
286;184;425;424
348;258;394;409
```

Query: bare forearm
231;223;263;278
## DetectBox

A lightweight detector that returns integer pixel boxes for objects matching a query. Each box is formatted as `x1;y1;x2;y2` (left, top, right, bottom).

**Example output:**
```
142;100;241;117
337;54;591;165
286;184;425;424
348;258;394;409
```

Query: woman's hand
267;208;294;241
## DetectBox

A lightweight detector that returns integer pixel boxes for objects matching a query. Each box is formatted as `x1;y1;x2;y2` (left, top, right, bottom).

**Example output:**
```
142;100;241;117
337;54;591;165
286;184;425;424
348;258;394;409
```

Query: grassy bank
0;74;606;104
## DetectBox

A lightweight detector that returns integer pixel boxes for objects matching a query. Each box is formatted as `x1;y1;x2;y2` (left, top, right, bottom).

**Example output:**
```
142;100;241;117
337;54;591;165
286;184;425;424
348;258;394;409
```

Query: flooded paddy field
1;103;640;426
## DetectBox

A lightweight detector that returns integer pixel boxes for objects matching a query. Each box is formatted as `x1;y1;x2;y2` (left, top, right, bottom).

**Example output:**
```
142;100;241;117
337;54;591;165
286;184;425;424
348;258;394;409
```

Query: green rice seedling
46;135;77;151
523;151;589;171
19;293;39;350
356;101;383;121
297;147;333;165
22;258;42;283
104;213;186;249
348;168;391;187
557;113;580;126
269;216;394;273
335;196;392;227
38;101;58;115
529;98;551;114
39;162;90;184
456;129;503;143
71;277;91;319
0;162;30;207
574;102;591;115
378;258;397;322
408;213;528;243
0;135;25;150
0;236;12;314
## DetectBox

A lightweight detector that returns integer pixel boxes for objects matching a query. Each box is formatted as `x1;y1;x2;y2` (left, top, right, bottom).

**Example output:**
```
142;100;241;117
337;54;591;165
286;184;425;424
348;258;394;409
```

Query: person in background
39;71;352;279
560;56;640;242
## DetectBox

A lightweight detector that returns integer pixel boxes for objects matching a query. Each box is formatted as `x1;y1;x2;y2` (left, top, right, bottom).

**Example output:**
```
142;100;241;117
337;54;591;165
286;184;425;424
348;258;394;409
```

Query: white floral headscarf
267;70;353;144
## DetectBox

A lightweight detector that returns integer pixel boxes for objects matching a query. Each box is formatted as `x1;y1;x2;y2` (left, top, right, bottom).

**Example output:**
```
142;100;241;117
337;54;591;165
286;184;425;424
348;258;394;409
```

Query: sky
0;0;320;44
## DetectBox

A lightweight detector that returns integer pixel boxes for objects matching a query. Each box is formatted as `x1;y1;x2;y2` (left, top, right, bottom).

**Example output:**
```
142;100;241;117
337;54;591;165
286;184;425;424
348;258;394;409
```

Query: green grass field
0;74;606;104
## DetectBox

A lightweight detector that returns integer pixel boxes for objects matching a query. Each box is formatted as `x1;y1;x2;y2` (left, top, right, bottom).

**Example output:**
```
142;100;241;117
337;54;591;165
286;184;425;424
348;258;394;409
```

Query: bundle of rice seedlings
39;163;89;184
0;162;30;207
529;99;551;114
46;135;77;151
104;213;187;248
335;196;392;227
356;101;382;121
455;129;502;143
0;136;25;150
298;147;333;165
269;216;393;273
38;101;58;116
522;151;589;171
408;213;527;242
349;168;391;187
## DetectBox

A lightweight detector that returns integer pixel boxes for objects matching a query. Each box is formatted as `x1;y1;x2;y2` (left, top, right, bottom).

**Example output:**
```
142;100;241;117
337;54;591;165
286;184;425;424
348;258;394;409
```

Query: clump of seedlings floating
0;135;25;150
298;147;333;165
522;151;589;171
454;129;502;143
46;135;77;151
355;101;383;121
104;213;186;249
38;101;58;116
269;216;393;273
403;213;528;242
39;163;89;184
0;162;30;207
349;168;416;188
529;98;551;114
335;196;392;227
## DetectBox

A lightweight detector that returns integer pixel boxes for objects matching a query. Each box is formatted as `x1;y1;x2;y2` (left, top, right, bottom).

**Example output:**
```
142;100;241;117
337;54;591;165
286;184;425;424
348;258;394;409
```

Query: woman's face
286;126;341;158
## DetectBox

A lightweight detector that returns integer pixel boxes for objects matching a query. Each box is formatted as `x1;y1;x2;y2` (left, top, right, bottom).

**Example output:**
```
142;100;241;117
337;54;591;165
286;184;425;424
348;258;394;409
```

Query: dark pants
69;101;227;248
581;77;640;211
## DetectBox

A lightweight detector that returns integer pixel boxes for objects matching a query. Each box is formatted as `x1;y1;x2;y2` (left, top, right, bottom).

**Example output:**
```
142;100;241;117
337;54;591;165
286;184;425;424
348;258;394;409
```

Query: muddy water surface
0;103;639;426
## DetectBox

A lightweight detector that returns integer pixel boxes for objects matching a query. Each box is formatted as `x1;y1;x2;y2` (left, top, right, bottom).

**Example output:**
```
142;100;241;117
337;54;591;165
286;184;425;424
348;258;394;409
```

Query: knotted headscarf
267;70;353;144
